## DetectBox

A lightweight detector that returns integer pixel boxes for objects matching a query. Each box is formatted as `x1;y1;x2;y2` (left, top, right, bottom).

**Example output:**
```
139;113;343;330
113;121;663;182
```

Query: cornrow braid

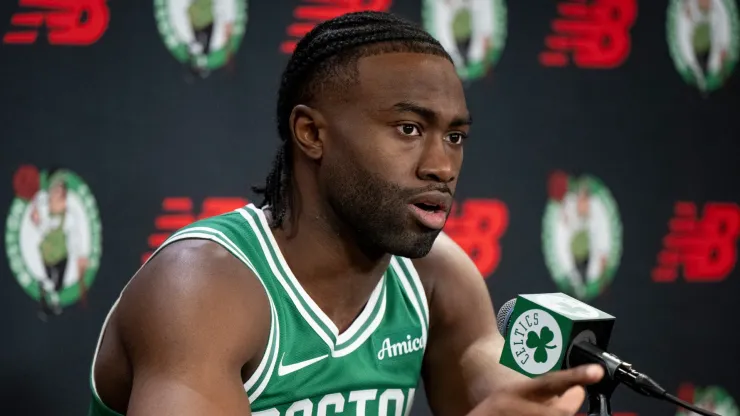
252;11;452;228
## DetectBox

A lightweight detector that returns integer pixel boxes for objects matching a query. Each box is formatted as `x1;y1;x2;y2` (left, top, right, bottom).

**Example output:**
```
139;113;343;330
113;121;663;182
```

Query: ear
290;104;326;160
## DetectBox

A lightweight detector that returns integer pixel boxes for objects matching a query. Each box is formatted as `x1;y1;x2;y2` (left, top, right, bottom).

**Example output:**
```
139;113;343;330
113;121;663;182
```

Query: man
434;0;495;73
31;171;88;318
559;181;610;299
680;0;731;90
88;11;603;416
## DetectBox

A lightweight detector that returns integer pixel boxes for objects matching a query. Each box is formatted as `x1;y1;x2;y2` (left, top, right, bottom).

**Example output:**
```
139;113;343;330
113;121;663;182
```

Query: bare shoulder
94;238;270;413
120;238;267;311
116;238;271;364
412;235;505;415
411;232;485;304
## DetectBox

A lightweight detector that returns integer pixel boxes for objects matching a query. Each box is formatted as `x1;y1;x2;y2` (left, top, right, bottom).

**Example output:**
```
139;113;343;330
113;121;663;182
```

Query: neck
270;195;391;332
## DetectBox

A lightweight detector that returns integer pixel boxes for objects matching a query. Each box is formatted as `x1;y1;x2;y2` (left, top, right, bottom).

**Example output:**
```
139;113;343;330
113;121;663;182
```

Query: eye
446;132;466;145
397;124;421;136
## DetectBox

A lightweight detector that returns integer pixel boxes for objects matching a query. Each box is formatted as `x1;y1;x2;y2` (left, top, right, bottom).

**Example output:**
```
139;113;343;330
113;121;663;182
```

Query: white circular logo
533;294;600;319
5;166;102;318
542;173;622;301
422;0;507;82
155;0;248;76
667;0;740;92
508;309;563;375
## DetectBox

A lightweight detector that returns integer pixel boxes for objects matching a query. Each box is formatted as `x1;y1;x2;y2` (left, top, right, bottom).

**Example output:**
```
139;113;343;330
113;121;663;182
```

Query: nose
416;136;458;184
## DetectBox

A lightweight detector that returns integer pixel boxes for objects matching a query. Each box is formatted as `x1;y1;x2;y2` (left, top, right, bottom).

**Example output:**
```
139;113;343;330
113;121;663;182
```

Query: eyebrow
391;101;473;128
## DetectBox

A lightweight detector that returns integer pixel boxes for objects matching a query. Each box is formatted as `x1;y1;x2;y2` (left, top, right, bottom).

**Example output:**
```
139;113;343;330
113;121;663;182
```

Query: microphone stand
572;340;722;416
586;380;617;416
572;342;622;416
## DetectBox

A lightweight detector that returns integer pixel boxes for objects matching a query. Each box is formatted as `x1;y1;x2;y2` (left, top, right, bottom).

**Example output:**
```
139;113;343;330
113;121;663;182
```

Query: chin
382;229;440;259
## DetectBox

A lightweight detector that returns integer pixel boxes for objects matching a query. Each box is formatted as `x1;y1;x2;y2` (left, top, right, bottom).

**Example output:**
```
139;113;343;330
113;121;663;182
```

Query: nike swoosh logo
277;353;329;377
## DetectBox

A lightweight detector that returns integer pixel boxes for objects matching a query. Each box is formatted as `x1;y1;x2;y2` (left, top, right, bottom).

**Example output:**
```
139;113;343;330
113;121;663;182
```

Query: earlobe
290;104;325;160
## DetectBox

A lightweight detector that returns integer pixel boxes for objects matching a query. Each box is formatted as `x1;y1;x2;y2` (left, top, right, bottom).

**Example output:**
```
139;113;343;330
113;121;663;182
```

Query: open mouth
407;192;451;230
413;202;441;212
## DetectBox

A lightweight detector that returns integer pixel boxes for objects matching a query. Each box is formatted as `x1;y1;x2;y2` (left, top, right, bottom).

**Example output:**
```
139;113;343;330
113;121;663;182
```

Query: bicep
119;240;270;415
127;368;251;416
419;234;523;415
421;275;501;415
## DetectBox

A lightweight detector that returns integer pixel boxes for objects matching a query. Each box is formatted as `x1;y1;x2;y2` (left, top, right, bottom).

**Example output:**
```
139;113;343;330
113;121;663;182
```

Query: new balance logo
376;335;424;360
652;202;740;283
280;0;392;54
443;199;509;279
141;197;249;264
3;0;110;45
539;0;637;68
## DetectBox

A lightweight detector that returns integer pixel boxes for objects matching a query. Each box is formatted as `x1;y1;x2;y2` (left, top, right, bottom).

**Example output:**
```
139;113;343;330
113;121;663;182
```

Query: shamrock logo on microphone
508;309;564;375
527;326;557;363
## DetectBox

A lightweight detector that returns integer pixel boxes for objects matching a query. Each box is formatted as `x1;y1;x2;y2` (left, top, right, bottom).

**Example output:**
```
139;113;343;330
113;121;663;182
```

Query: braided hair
252;11;453;227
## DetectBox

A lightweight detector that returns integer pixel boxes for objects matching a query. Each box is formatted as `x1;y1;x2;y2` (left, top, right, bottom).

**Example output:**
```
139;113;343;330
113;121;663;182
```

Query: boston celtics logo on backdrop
423;0;507;82
667;0;739;92
155;0;247;77
5;166;102;320
542;171;622;302
508;309;563;375
677;385;739;416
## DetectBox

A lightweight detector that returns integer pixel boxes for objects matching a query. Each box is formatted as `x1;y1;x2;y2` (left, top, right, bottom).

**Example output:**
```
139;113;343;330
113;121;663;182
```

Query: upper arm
117;239;271;416
414;233;522;416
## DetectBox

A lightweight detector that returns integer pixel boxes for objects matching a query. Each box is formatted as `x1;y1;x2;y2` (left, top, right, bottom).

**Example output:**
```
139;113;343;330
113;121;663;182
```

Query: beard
321;156;450;259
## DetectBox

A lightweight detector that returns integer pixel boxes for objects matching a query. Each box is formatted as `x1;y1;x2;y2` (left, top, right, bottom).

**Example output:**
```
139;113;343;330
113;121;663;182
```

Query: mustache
404;184;453;197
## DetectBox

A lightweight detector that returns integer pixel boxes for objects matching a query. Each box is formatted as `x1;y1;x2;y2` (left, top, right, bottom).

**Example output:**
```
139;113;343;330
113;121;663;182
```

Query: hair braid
252;11;452;227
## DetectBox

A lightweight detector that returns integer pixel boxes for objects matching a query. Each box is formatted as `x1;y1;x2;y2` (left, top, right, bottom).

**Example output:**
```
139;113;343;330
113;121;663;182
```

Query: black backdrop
2;0;739;415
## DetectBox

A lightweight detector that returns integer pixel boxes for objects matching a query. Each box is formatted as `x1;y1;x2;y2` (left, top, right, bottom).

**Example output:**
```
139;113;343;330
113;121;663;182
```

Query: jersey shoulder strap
89;204;282;415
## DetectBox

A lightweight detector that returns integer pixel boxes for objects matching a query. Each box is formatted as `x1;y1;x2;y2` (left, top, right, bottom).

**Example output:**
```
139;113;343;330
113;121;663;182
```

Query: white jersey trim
243;204;388;356
390;257;428;352
399;257;430;328
89;221;279;407
332;277;387;358
335;274;385;345
237;208;337;352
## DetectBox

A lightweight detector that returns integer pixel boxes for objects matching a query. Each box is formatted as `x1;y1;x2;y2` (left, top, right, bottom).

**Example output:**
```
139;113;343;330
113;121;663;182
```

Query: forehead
350;53;467;116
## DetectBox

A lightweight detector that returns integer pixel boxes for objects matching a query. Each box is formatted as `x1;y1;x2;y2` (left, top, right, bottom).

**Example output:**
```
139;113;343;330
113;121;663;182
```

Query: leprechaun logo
508;309;563;375
676;384;739;416
155;0;248;78
667;0;739;92
5;166;102;320
542;171;623;301
422;0;507;82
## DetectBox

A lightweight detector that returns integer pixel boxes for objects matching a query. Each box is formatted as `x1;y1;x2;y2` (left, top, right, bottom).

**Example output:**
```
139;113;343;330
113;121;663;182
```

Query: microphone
496;293;719;416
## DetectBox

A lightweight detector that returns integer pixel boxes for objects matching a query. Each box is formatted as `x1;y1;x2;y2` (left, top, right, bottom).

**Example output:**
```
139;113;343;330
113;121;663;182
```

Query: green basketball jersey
89;204;429;416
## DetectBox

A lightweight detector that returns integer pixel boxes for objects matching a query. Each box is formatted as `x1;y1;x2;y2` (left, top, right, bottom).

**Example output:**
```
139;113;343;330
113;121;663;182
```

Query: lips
407;192;452;230
408;192;451;213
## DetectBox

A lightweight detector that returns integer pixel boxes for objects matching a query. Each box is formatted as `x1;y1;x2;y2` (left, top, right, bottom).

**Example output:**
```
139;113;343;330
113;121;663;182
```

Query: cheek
325;113;418;184
455;147;464;174
340;131;407;176
361;141;413;188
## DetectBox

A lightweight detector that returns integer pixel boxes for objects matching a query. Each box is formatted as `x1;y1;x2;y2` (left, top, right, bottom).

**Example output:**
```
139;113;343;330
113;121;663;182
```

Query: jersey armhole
89;231;279;412
89;298;124;416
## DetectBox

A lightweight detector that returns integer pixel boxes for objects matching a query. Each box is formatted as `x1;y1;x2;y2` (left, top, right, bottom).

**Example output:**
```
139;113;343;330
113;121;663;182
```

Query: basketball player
89;11;603;416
